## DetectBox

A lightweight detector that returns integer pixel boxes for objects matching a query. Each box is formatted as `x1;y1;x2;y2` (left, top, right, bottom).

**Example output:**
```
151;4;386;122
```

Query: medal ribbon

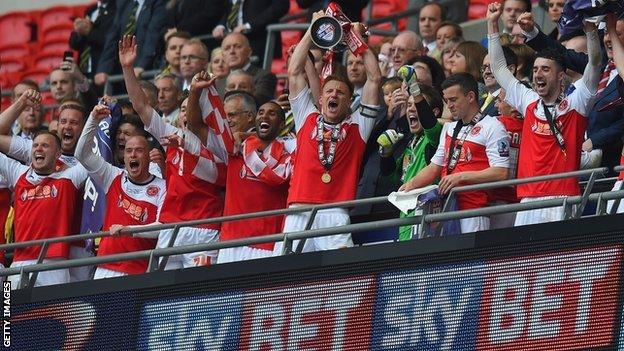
446;113;483;174
316;115;341;172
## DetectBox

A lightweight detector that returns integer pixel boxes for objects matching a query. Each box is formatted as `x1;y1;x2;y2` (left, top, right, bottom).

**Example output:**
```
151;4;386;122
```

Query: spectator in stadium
390;31;424;75
69;0;116;78
519;12;624;172
378;41;394;77
379;80;443;240
419;2;444;54
154;73;181;124
188;72;295;262
95;0;167;87
160;30;190;79
272;12;381;254
75;104;165;279
139;80;159;108
500;0;531;34
433;21;463;64
221;33;278;106
547;0;564;39
0;131;87;288
179;38;209;91
225;70;256;100
481;47;518;117
450;41;487;84
211;0;289;60
162;0;226;51
441;36;464;77
347;51;367;112
209;47;230;95
506;43;535;82
224;91;257;144
488;2;601;226
409;55;446;92
112;114;146;166
1;82;44;139
120;35;228;268
400;73;510;233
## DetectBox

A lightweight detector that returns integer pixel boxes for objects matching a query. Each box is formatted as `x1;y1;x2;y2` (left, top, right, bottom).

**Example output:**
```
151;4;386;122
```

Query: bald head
222;33;252;69
391;31;423;70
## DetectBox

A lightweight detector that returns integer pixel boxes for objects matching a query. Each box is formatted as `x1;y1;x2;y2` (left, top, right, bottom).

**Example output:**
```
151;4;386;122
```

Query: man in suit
520;12;624;171
211;0;289;61
69;0;116;78
220;33;277;106
481;46;518;117
94;0;167;87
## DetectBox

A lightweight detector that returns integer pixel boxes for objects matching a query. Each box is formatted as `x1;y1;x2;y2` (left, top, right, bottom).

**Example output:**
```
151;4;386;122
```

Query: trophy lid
310;16;344;50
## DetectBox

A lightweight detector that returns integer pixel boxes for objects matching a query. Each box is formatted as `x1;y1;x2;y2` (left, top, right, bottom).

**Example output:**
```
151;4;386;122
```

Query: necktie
79;47;91;73
480;93;495;113
227;0;241;30
597;60;616;96
124;1;139;36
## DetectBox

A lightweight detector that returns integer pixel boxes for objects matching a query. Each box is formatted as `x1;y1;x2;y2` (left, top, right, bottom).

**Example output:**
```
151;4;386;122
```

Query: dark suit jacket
481;95;499;117
297;0;369;22
219;0;289;59
245;64;277;106
69;2;116;76
162;0;226;52
97;0;167;74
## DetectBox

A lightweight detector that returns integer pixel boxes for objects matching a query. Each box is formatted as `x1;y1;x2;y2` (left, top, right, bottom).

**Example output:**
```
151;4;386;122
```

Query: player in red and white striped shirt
0;131;87;288
76;104;166;279
272;14;381;254
121;35;227;268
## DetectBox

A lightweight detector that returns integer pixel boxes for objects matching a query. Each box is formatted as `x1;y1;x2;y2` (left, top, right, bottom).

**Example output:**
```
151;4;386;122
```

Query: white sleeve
430;123;448;167
567;79;595;117
0;153;28;188
8;137;32;164
145;108;180;141
289;87;318;133
75;115;120;190
149;162;163;178
352;103;381;142
66;164;89;189
485;119;511;168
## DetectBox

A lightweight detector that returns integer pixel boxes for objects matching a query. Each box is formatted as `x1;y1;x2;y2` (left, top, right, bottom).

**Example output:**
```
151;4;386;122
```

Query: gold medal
321;172;332;184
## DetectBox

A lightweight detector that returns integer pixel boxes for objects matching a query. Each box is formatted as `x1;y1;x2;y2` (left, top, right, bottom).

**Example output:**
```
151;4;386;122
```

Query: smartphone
62;51;73;70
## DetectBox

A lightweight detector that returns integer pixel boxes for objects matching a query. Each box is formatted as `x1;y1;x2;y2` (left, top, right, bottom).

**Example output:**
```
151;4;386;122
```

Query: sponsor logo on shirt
531;119;563;136
20;184;58;201
117;196;149;222
497;139;510;157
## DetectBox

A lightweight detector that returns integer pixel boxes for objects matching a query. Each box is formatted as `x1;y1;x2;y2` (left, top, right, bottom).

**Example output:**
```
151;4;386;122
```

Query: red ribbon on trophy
310;2;369;82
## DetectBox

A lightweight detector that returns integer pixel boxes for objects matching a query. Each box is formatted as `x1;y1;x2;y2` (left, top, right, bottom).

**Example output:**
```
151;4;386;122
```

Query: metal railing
1;166;622;289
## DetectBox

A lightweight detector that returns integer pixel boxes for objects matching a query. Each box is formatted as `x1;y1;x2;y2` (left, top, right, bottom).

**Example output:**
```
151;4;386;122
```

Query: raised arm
359;25;382;107
581;21;601;94
487;3;518;92
75;104;111;173
0;90;40;135
288;11;324;97
186;71;214;143
119;35;153;124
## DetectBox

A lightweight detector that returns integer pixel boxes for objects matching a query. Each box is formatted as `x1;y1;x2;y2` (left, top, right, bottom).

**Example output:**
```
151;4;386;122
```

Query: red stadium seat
74;3;95;17
20;68;50;86
41;91;55;105
33;51;64;70
41;23;74;42
0;43;31;59
39;6;75;40
39;38;71;53
469;0;494;20
0;96;11;112
0;72;21;91
0;57;27;73
0;12;33;46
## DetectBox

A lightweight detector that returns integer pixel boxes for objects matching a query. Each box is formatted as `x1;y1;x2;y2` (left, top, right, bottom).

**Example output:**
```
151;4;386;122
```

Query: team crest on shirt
470;125;482;136
557;99;569;113
20;185;58;201
117;196;149;222
146;185;160;197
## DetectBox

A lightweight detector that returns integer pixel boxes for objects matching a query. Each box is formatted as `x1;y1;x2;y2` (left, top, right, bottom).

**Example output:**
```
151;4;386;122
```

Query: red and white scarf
199;86;234;160
241;135;292;186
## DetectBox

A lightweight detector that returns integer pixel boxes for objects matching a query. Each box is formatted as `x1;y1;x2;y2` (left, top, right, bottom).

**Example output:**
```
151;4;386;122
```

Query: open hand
118;35;138;68
438;173;464;195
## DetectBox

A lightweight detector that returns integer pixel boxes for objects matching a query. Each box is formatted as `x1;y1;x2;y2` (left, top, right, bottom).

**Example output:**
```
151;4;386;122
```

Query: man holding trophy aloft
273;5;382;255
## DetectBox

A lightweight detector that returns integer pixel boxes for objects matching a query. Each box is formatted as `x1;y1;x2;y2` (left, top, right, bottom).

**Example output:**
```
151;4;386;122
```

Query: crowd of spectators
1;0;624;288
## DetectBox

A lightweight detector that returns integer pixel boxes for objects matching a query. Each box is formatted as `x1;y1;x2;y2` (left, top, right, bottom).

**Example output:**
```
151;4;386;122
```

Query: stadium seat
39;37;71;53
0;43;30;59
39;6;75;40
0;96;11;112
33;51;64;70
0;57;26;73
20;68;50;86
0;12;33;46
73;3;94;18
41;23;74;42
469;0;494;20
0;72;21;90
